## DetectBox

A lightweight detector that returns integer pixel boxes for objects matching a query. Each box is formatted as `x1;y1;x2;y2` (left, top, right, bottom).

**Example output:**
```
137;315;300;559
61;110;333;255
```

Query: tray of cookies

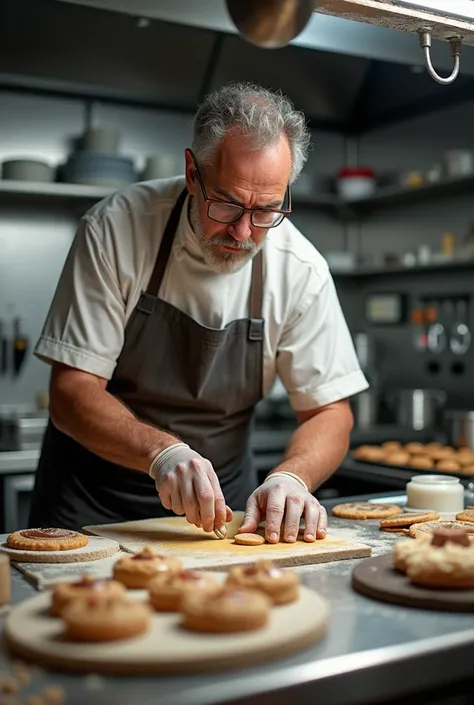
351;441;474;477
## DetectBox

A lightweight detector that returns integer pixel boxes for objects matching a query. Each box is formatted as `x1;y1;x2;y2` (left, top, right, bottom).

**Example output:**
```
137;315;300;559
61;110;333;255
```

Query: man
29;81;368;543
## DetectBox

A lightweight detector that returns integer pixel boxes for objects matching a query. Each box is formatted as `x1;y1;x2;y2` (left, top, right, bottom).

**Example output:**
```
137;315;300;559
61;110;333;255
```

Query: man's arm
49;362;178;473
268;399;353;491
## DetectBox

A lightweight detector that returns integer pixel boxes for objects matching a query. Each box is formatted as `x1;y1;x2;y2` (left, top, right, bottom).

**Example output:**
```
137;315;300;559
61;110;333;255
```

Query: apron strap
146;187;188;297
145;187;264;324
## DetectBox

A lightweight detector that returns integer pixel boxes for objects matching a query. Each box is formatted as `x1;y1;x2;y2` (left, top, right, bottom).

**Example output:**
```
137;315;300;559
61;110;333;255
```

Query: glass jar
406;474;464;513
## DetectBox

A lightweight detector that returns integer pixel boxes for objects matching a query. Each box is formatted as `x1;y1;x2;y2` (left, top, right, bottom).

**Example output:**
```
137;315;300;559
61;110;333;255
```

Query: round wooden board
352;553;474;612
4;585;329;674
0;536;120;563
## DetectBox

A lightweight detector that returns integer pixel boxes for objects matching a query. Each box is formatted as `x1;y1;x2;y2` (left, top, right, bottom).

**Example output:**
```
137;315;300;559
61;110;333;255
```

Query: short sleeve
34;216;125;379
276;268;369;411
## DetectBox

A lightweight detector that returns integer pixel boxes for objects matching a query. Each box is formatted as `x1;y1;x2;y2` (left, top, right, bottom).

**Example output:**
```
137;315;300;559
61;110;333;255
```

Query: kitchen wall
0;89;345;407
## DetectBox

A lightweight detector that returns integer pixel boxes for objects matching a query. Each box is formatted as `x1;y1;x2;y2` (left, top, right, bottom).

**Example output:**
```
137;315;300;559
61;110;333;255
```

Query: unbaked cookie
408;455;434;470
234;533;265;546
332;502;402;520
112;546;182;589
380;511;439;529
456;507;474;523
62;595;150;642
6;528;88;552
51;574;125;616
149;569;218;611
406;528;474;588
226;560;299;605
409;520;474;539
181;586;271;633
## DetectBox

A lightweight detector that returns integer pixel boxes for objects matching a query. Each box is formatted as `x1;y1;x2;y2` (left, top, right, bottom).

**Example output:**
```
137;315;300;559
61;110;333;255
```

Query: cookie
383;451;410;467
392;536;431;571
62;595;150;642
409;520;474;539
331;502;402;520
381;441;402;452
461;464;474;475
234;533;265;546
408;455;434;470
112;545;182;589
406;529;474;589
51;574;125;616
149;569;218;611
456;507;474;523
404;442;426;455
380;511;439;528
6;528;88;552
353;446;387;462
226;559;299;605
181;586;271;633
455;452;474;467
380;527;411;535
436;459;461;472
429;446;456;461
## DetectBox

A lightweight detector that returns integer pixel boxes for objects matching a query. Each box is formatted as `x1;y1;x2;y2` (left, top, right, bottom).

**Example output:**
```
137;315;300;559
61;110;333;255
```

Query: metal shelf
0;179;116;200
331;258;474;278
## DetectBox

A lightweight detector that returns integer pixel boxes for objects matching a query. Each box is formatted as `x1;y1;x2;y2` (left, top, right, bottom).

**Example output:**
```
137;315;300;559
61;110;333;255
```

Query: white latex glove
239;472;327;543
149;443;232;532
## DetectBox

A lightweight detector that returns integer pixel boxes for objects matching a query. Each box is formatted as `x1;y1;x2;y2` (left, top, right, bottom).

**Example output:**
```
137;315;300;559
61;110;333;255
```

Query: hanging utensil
226;0;315;48
12;317;29;376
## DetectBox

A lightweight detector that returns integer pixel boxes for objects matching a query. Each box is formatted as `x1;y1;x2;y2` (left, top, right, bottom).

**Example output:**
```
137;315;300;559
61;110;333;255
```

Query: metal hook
418;28;462;85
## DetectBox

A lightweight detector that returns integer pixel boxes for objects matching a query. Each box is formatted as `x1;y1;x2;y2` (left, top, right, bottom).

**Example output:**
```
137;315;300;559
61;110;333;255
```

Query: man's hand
238;474;327;543
150;444;232;532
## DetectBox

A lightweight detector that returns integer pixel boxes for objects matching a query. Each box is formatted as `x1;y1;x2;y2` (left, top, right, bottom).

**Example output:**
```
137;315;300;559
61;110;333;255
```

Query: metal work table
1;493;474;705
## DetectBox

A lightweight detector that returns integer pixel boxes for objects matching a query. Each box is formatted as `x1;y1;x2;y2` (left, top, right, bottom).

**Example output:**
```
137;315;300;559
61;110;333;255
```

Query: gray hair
192;82;311;183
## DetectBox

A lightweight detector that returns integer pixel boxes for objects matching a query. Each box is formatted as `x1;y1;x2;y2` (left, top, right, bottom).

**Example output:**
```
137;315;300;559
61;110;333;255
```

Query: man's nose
228;213;253;242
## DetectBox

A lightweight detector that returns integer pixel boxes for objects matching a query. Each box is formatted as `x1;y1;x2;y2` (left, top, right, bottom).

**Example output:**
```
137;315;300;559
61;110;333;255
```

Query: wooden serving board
84;511;371;570
5;579;329;674
352;554;474;612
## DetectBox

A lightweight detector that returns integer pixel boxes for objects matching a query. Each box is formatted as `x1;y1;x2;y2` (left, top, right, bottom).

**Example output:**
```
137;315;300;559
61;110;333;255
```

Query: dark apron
29;189;264;530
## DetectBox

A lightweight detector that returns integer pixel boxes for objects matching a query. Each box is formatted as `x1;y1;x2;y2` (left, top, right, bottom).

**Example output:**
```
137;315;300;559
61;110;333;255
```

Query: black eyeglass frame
189;150;292;228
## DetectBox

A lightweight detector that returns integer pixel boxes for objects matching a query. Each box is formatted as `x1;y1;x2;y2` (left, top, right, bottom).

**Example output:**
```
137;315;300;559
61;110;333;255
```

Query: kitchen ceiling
1;0;474;132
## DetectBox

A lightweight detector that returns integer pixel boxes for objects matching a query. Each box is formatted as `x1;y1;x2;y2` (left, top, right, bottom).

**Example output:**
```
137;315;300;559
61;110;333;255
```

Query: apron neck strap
146;187;264;319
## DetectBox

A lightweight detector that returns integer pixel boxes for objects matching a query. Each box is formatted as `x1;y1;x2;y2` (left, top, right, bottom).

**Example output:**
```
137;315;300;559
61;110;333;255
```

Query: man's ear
184;148;196;195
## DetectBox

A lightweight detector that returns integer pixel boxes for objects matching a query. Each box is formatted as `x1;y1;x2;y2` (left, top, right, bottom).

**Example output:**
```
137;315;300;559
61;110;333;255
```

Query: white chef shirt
34;176;368;411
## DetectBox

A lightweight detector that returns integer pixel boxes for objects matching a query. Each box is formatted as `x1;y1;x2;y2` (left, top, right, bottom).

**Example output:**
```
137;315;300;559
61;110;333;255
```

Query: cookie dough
226;559;299;605
181;586;271;633
112;546;182;589
6;528;88;552
456;507;474;523
51;574;125;616
380;511;439;529
149;569;218;611
62;595;150;642
234;533;265;546
409;520;474;539
405;528;474;589
332;502;402;520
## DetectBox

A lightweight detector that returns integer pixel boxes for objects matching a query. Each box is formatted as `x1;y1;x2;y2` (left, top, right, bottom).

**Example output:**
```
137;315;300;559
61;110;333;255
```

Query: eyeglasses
190;151;291;228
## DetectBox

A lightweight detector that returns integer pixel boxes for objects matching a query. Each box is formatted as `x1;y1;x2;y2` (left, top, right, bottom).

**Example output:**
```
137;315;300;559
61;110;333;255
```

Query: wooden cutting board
84;511;371;570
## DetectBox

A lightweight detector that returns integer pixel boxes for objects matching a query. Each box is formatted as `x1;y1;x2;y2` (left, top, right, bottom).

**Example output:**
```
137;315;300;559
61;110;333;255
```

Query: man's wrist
265;469;310;492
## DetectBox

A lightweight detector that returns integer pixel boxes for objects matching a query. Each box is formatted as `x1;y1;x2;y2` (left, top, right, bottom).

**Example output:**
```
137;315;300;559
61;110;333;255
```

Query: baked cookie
62;595;150;642
406;528;474;589
408;455;434;470
181;586;271;633
353;446;387;463
455;452;474;467
429;446;456;461
409;520;474;539
332;502;402;520
380;511;439;529
461;464;474;476
424;442;443;452
456;507;474;523
393;536;431;571
6;528;88;552
380;527;410;535
234;533;265;546
51;574;125;616
226;560;299;605
381;441;402;452
383;451;410;467
112;545;182;589
436;459;461;473
404;442;426;455
149;569;218;611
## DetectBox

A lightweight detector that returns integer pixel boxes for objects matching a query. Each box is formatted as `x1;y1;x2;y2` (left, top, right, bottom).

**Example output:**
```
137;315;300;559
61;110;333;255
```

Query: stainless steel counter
2;493;474;705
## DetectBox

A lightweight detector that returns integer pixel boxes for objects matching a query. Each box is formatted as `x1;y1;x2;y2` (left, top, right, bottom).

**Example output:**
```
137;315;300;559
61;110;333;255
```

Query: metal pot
444;410;474;449
389;388;446;431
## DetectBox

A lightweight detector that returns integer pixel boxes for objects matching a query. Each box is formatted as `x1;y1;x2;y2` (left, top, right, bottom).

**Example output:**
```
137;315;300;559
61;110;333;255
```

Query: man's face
185;132;291;273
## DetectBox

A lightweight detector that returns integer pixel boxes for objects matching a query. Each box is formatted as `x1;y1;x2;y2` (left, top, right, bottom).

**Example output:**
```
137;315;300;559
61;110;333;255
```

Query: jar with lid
406;474;464;513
